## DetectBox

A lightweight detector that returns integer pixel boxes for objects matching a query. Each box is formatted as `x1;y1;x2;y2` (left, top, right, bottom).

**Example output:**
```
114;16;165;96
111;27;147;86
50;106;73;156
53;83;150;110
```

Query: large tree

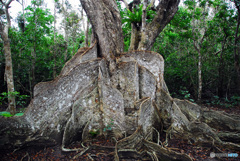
0;0;240;160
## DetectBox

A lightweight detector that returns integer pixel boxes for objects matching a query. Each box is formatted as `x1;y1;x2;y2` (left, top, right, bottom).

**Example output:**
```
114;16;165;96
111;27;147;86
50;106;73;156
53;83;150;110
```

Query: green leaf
14;113;24;116
0;111;13;117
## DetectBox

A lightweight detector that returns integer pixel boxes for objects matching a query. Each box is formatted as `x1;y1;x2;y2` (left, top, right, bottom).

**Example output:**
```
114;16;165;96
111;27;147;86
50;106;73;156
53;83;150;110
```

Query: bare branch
6;0;14;7
0;0;5;5
213;50;222;56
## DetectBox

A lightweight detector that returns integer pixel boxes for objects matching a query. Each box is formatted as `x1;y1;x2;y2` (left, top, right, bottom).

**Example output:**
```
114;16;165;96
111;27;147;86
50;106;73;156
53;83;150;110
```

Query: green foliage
0;111;13;117
122;4;156;24
14;112;24;116
0;91;29;107
122;5;143;24
153;0;239;104
205;95;240;108
0;111;24;117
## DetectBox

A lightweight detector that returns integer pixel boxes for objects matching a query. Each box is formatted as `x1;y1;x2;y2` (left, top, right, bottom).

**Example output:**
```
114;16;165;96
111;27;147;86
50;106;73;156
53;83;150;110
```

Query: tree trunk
218;34;227;98
62;0;69;62
0;0;16;115
85;20;89;47
234;1;240;94
2;27;16;115
138;0;180;50
193;41;203;102
129;23;140;51
197;48;202;102
80;0;124;73
53;0;57;79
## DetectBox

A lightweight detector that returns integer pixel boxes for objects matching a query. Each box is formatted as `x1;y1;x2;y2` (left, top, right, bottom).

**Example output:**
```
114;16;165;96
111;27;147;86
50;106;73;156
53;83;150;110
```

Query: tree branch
138;0;180;50
193;42;199;52
0;0;5;5
213;50;222;56
6;0;14;7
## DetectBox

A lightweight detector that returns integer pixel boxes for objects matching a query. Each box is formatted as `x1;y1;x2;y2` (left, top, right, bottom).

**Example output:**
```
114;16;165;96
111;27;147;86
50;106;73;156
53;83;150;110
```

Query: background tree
154;0;239;104
0;0;16;115
233;0;240;93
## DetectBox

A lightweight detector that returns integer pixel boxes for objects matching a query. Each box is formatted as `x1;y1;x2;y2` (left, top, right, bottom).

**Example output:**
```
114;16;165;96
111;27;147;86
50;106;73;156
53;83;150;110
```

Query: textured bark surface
0;0;16;115
80;0;124;60
1;42;240;161
137;0;180;50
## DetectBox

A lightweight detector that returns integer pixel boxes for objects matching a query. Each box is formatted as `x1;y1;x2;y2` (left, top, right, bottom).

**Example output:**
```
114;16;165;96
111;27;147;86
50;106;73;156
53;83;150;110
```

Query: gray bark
53;0;57;78
138;0;180;50
85;20;89;47
62;0;69;62
1;43;239;157
80;0;124;72
0;0;16;115
129;23;140;51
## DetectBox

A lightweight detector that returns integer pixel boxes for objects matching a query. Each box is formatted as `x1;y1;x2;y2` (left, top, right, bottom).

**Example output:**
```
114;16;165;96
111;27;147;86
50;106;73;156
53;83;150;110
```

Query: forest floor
0;104;240;161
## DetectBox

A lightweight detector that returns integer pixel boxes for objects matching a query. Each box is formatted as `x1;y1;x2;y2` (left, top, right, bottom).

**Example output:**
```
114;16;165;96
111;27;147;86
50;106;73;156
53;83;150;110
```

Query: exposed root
81;142;87;149
152;127;161;146
61;146;86;152
115;126;192;161
111;137;118;143
217;132;240;143
20;152;30;161
87;154;94;161
147;151;159;161
216;141;240;151
72;147;90;159
200;109;240;132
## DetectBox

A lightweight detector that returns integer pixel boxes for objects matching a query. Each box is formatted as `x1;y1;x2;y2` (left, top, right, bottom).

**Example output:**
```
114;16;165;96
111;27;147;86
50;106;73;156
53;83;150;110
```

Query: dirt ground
0;105;239;161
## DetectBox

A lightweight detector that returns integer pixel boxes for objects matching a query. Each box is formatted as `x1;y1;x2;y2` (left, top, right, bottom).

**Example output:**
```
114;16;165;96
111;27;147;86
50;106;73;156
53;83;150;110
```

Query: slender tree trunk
85;20;89;47
138;0;147;50
218;34;227;98
30;4;37;98
62;0;68;62
80;6;89;47
234;1;240;93
2;29;16;114
197;48;202;102
53;0;57;78
0;0;16;115
31;48;36;98
129;23;140;51
21;0;25;33
194;39;203;102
